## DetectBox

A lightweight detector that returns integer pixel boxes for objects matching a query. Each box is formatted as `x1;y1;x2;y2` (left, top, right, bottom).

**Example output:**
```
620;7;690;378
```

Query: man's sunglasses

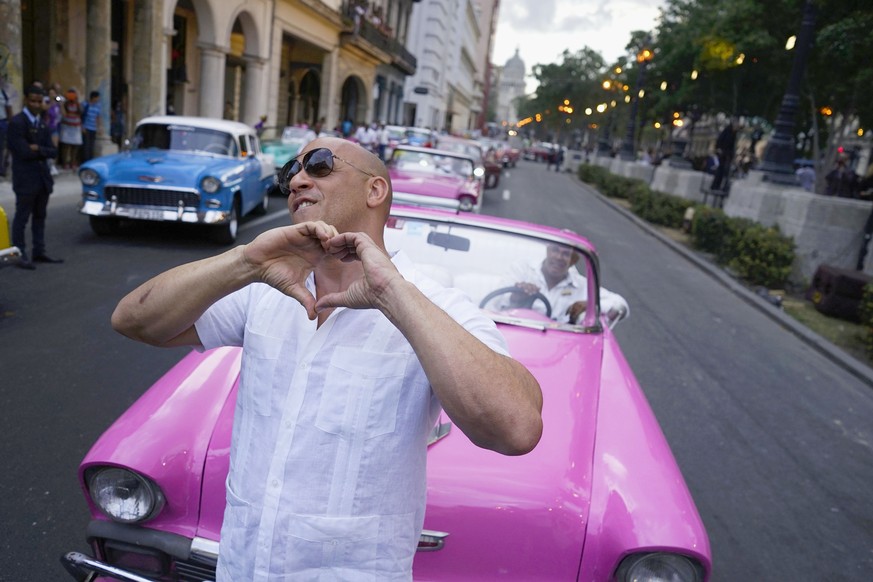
277;147;376;196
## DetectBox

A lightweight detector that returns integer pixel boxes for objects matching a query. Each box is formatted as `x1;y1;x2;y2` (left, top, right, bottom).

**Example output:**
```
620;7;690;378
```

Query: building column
242;55;268;126
0;0;24;108
86;0;115;155
198;44;227;119
321;49;340;131
131;0;165;123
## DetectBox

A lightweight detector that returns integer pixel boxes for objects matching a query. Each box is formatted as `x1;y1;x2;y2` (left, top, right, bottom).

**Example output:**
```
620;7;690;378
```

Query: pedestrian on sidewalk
7;85;63;269
710;118;737;192
81;90;102;163
59;88;83;169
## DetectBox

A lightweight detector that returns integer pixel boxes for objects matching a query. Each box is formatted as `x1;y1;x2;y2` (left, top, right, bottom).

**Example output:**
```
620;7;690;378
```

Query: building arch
340;75;368;126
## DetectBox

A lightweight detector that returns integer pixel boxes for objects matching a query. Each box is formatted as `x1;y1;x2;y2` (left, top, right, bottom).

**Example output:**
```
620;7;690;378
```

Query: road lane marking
502;189;510;200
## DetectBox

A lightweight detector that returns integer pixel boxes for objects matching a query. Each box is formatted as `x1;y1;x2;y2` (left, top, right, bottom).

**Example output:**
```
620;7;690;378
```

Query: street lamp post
758;0;817;183
620;46;653;161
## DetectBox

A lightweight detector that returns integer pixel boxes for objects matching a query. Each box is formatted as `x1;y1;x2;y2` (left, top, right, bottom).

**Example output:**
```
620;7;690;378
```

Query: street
2;161;873;580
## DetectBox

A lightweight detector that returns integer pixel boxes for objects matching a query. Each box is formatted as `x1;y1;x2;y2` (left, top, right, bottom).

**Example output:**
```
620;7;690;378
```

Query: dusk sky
492;0;666;93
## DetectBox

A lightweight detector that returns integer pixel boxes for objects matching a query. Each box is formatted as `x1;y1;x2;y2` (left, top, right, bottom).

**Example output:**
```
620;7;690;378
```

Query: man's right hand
243;221;339;319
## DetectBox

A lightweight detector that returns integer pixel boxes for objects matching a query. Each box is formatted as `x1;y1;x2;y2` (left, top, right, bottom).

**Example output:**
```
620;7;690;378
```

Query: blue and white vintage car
78;116;275;244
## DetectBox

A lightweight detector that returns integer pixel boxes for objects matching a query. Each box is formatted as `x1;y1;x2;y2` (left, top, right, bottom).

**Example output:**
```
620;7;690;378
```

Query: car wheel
252;189;269;216
211;199;239;245
89;216;120;236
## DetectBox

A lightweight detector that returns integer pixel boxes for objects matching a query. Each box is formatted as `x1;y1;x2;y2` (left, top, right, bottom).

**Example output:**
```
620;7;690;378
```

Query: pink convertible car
388;145;484;212
63;206;711;581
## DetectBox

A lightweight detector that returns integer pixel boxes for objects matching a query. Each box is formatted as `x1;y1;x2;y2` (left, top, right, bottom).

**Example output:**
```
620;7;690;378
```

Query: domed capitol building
495;48;526;126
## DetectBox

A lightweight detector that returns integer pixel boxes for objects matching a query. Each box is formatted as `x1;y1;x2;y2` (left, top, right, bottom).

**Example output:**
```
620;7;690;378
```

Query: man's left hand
566;300;587;324
316;231;404;312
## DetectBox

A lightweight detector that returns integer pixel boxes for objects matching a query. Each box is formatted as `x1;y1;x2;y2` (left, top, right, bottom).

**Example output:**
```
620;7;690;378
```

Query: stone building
2;0;419;154
494;48;525;126
401;0;495;133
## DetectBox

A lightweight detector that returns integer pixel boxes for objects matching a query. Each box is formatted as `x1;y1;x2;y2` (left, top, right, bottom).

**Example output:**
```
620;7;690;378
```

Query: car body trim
393;191;461;211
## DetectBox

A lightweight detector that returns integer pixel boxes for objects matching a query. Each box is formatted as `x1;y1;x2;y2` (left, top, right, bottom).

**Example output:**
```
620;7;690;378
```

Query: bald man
111;137;542;581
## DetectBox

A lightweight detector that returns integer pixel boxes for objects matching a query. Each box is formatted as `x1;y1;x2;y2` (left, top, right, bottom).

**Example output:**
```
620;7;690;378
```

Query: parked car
403;126;436;148
482;138;520;168
260;126;311;172
62;205;711;582
387;145;483;212
524;141;557;162
0;204;21;268
77;116;275;244
435;135;501;189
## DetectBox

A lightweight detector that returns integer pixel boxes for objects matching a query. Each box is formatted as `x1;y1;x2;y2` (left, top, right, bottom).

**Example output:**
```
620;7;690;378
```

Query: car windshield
133;123;239;156
384;212;601;331
438;140;483;160
389;149;474;178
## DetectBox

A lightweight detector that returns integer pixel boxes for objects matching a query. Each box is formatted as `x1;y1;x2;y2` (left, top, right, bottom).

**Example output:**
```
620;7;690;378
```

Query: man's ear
366;176;391;209
570;252;581;266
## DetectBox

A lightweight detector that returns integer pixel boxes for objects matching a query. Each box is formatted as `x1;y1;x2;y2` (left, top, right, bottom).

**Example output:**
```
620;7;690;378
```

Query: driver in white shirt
504;243;629;324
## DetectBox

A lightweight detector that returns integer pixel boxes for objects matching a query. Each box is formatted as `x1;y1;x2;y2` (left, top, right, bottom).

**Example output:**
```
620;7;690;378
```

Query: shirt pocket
283;512;381;579
241;329;284;417
316;349;410;440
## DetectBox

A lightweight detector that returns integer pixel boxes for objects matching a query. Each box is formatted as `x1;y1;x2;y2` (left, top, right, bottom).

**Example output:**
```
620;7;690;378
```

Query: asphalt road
1;162;872;580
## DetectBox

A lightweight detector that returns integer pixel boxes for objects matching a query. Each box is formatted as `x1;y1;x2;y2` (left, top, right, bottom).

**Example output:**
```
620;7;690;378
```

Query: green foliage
726;223;795;288
690;208;795;287
629;189;690;229
579;162;797;288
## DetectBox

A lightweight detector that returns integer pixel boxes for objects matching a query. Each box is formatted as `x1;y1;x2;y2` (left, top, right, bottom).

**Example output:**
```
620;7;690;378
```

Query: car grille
105;186;200;208
175;558;217;581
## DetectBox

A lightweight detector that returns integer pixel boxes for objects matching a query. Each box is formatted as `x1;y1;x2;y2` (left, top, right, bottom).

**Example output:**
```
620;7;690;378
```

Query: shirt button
272;479;279;487
300;362;308;369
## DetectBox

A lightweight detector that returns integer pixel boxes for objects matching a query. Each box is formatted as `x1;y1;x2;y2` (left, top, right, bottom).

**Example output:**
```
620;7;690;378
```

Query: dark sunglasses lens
278;160;302;195
304;148;334;178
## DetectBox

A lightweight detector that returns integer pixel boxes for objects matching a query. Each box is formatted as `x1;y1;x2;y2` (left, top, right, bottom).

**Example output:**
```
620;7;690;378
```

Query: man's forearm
111;246;255;347
378;280;543;455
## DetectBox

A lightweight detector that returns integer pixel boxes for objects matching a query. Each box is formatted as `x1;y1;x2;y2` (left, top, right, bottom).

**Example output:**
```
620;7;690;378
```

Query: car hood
79;347;242;540
84;150;247;186
414;323;601;579
389;170;477;200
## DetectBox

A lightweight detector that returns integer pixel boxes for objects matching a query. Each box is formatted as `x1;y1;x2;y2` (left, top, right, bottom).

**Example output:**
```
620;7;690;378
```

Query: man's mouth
294;200;316;212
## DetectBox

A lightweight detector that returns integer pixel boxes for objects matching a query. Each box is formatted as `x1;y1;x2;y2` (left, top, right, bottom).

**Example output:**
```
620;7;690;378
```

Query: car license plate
129;208;166;220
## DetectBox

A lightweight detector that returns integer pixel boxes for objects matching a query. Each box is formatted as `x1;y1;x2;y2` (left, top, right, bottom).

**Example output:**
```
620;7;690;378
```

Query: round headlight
473;167;485;178
80;168;100;186
615;552;705;582
201;176;221;193
87;467;164;523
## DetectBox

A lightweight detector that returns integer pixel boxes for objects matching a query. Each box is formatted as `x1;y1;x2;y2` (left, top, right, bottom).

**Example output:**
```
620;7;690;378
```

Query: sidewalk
0;168;81;208
572;175;873;389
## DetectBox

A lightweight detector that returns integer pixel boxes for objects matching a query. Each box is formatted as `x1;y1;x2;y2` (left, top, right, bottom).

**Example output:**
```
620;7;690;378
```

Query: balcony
341;2;417;75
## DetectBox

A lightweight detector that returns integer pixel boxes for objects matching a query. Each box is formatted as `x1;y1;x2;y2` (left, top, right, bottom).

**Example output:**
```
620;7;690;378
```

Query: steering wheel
479;286;552;318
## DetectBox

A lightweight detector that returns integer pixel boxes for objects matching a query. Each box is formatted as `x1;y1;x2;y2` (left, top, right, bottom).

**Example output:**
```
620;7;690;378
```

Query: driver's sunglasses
278;147;376;196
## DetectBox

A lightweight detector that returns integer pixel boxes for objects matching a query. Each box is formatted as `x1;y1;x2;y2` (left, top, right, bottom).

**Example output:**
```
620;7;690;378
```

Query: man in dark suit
8;85;62;269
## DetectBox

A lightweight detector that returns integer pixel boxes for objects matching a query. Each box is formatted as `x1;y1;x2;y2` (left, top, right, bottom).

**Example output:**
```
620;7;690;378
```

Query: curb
572;175;873;389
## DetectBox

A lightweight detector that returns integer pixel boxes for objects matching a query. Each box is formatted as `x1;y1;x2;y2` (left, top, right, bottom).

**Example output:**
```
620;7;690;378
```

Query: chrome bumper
79;200;231;225
62;551;158;582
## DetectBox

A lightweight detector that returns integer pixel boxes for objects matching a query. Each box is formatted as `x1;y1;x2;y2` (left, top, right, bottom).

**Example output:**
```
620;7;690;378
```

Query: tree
516;48;607;141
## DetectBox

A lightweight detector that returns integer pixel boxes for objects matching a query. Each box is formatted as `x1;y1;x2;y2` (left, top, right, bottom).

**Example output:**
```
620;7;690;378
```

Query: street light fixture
619;41;654;161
